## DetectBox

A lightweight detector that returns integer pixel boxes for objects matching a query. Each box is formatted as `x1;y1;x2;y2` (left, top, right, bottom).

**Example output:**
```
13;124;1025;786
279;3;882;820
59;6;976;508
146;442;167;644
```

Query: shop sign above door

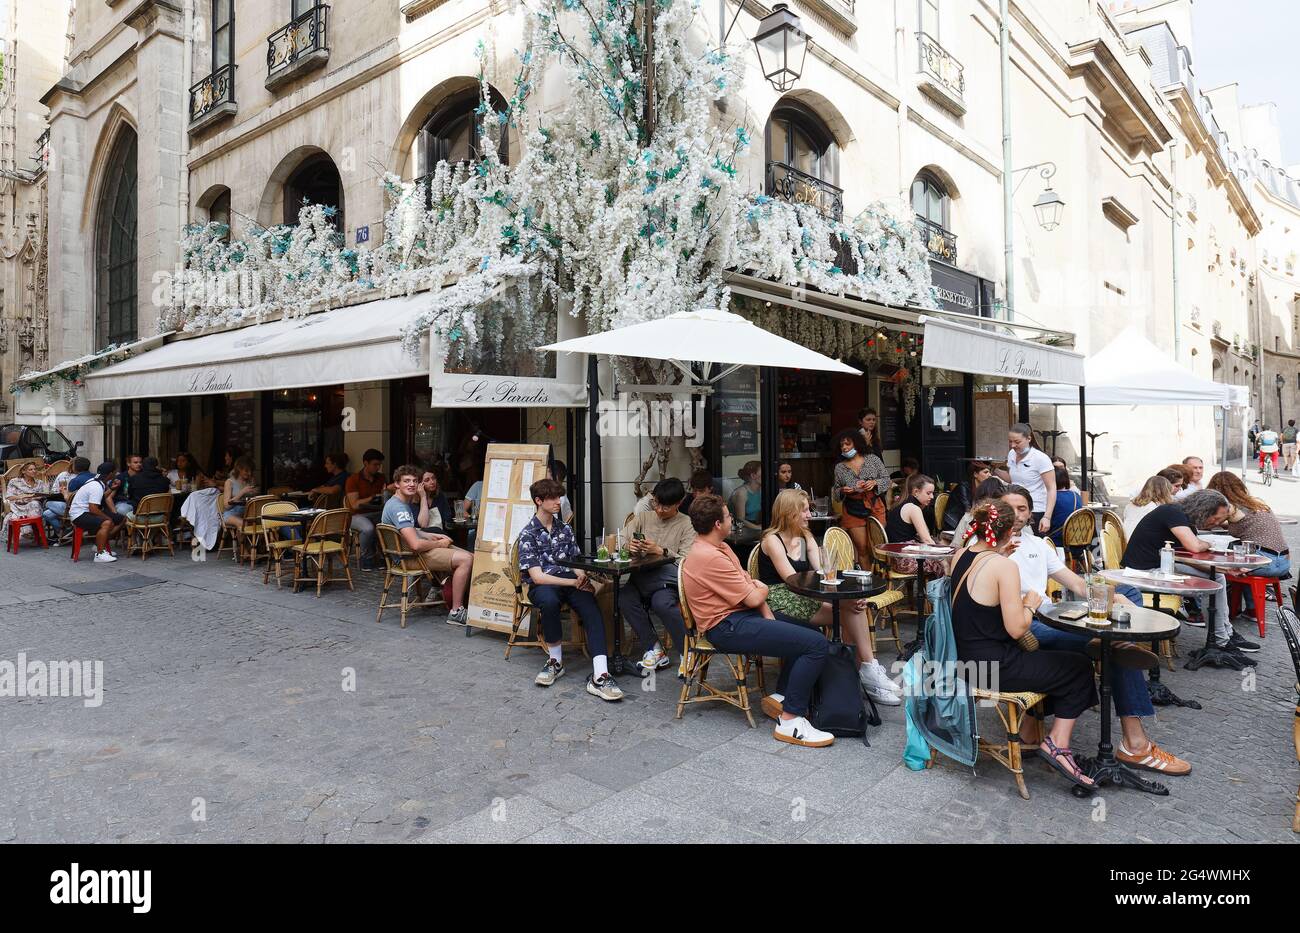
430;373;587;408
920;317;1084;386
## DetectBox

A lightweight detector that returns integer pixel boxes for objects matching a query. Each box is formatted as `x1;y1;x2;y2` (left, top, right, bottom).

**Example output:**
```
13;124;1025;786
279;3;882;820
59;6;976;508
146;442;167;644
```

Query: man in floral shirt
518;478;623;701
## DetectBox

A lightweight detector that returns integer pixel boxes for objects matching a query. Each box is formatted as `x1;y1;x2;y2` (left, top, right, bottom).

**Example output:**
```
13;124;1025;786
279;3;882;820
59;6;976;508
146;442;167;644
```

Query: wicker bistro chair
310;487;343;510
124;493;175;560
236;495;278;567
1060;510;1097;575
291;509;354;597
260;502;301;588
866;516;920;616
503;536;588;660
825;524;905;653
44;460;71;479
212;493;237;559
971;687;1049;800
376;523;447;628
675;564;755;728
933;491;950;535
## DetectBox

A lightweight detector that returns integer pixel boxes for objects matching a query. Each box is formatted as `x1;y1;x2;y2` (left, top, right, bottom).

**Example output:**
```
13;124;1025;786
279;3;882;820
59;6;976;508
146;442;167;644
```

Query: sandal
1038;737;1095;788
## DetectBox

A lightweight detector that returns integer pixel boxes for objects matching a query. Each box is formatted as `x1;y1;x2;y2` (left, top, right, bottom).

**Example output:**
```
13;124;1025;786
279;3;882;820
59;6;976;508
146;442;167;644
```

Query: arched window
283;153;343;230
418;87;510;177
765;103;840;218
911;172;950;228
208;187;232;241
96;128;138;347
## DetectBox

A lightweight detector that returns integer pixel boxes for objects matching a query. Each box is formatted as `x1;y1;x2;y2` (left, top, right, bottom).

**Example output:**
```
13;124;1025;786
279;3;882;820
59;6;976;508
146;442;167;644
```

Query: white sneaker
586;673;625;702
535;658;565;687
636;647;671;676
93;550;117;563
445;606;468;626
773;716;834;748
860;660;902;706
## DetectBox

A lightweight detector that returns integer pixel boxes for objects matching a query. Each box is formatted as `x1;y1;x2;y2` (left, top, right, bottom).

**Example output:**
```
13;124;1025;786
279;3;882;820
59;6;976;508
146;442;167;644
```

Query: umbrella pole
1078;385;1089;503
587;353;604;551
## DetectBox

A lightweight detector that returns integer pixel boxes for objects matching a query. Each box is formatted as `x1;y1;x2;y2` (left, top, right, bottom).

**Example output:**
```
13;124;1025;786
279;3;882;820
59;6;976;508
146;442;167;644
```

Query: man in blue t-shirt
308;452;351;502
380;464;472;624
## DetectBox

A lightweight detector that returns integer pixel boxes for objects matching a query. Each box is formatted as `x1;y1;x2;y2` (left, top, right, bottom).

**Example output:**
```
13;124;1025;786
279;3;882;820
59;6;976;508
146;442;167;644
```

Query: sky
1191;0;1299;166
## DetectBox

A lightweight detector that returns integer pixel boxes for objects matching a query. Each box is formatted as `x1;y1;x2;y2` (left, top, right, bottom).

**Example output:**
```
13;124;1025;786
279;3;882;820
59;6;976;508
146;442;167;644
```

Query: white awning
920;316;1086;386
1029;327;1241;406
84;294;430;401
12;332;170;390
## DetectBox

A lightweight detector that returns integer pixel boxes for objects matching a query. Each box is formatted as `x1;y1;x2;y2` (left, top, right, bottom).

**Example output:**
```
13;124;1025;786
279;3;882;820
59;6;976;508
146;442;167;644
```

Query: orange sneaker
1116;741;1191;776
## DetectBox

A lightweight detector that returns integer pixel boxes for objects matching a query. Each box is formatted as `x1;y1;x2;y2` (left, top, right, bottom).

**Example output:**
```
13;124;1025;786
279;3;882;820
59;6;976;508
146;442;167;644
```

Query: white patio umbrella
538;307;859;554
538;307;861;381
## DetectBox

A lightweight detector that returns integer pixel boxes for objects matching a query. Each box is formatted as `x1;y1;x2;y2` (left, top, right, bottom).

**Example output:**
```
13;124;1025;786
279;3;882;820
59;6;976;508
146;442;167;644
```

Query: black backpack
808;642;880;747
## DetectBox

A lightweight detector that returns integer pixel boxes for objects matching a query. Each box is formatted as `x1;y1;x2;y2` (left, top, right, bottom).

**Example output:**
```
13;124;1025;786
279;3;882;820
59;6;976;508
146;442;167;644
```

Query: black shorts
73;512;119;533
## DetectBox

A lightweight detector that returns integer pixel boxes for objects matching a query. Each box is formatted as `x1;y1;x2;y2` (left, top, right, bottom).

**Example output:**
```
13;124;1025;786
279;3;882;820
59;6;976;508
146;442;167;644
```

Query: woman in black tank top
950;501;1098;789
884;474;945;576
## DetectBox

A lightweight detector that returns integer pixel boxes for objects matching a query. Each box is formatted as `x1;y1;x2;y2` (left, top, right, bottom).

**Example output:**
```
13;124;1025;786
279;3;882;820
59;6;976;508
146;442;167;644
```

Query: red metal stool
1225;573;1283;638
71;525;85;561
6;516;48;553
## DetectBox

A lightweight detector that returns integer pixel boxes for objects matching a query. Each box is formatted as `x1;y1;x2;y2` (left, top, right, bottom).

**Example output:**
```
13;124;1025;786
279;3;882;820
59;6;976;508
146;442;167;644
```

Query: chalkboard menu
878;380;903;450
717;370;760;456
227;395;256;460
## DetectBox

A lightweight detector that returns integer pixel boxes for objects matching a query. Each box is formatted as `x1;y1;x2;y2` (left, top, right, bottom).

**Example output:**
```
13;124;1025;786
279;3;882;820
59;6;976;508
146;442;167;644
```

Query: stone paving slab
1;473;1298;843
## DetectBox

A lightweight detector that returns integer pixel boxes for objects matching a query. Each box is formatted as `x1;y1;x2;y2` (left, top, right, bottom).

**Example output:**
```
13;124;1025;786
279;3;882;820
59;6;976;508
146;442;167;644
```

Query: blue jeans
1241;551;1291;613
530;583;607;658
1030;619;1154;718
704;609;828;718
618;565;686;654
43;500;67;534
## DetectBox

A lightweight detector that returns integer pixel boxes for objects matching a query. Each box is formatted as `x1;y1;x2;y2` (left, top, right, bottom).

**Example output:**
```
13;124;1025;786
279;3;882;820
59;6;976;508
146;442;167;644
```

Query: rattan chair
933;491;950;534
972;687;1048;800
291;508;354;597
260;501;301;587
310;487;343;510
503;536;587;659
44;459;70;479
1060;510;1096;575
867;515;917;603
236;495;277;567
376;523;447;627
827;524;905;653
1277;595;1300;833
267;485;293;497
124;493;174;560
212;493;237;559
675;564;755;727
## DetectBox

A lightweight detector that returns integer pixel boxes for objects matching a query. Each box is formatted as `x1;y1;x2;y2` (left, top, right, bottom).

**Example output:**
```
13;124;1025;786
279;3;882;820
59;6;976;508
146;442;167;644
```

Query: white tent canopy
1029;327;1245;407
537;307;861;381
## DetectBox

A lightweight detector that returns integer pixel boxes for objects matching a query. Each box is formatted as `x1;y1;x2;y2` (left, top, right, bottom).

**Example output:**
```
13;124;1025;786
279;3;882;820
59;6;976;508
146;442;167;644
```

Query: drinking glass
1087;580;1113;625
821;546;838;584
1240;539;1257;557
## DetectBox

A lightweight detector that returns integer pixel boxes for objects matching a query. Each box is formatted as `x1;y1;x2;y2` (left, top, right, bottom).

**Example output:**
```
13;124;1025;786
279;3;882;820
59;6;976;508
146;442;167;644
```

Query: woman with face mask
831;428;889;569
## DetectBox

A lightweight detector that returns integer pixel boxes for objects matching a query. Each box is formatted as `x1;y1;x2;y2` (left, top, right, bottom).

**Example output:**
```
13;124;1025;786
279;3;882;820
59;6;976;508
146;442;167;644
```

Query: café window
765;103;841;218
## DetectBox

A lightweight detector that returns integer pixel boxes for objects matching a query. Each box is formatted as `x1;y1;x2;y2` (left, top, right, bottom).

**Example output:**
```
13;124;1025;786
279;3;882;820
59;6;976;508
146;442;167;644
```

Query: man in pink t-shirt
681;494;833;748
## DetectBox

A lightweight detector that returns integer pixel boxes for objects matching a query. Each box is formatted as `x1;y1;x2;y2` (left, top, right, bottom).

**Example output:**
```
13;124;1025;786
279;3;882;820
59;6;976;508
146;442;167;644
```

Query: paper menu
519;460;536;496
486;459;513;499
480;501;508;543
508;505;533;542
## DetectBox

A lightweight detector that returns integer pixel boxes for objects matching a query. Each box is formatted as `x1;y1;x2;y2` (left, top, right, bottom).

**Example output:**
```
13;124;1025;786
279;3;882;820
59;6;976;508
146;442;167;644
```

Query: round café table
1098;568;1221;708
782;569;886;643
1037;599;1181;797
874;541;955;659
1172;549;1270;671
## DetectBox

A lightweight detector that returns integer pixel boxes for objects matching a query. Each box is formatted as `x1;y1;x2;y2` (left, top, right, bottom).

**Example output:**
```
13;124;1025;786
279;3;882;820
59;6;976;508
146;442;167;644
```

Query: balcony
915;215;957;264
766;161;843;221
916;32;965;115
188;64;237;133
266;4;329;91
796;0;857;37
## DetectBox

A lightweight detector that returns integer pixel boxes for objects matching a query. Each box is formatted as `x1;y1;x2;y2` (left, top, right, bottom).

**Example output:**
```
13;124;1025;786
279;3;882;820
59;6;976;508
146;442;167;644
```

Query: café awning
84;294;431;401
920;316;1086;386
1029;327;1241;406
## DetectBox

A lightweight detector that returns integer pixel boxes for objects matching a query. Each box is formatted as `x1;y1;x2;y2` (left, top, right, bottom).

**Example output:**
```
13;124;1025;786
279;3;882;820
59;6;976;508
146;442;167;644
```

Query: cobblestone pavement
2;475;1298;844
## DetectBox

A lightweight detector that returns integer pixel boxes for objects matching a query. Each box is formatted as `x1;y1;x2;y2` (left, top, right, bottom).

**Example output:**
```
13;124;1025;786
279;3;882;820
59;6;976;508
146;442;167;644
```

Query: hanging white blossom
161;0;936;370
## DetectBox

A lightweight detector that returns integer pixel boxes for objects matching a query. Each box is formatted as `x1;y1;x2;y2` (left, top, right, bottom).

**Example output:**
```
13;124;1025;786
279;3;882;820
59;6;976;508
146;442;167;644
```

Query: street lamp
1276;372;1284;426
752;4;808;92
1013;161;1065;231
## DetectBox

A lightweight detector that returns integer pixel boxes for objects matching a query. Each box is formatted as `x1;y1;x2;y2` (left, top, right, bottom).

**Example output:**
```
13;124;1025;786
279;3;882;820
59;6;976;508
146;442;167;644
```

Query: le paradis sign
430;373;587;408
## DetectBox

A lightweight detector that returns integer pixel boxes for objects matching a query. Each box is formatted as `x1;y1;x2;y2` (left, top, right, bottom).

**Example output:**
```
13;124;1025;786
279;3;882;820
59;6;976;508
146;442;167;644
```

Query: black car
0;423;83;468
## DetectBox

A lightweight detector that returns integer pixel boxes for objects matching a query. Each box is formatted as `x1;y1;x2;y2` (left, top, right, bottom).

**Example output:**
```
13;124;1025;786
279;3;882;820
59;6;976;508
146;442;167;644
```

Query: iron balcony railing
915;215;957;264
267;4;329;82
766;160;844;220
917;32;965;103
188;63;236;125
32;129;50;175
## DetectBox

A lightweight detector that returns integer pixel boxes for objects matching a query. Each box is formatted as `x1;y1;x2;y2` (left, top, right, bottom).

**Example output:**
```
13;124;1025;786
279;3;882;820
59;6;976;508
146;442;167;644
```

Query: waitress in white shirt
1006;423;1056;535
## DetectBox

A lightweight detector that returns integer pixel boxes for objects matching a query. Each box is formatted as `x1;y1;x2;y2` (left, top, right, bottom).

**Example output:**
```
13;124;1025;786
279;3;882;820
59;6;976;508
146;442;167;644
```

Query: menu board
878;380;903;450
973;392;1013;460
466;443;552;634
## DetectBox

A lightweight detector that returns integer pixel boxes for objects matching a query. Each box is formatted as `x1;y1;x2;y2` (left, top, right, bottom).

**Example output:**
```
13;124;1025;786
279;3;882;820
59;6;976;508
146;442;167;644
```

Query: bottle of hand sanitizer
1159;540;1175;576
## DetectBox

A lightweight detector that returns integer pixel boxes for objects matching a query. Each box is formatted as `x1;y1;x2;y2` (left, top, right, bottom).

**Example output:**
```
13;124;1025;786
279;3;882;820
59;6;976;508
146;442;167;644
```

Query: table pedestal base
1146;678;1201;709
1184;644;1256;671
1071;755;1170;797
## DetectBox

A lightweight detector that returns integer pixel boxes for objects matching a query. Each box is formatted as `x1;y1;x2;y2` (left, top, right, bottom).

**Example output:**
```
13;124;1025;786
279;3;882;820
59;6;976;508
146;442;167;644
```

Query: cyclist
1257;424;1280;476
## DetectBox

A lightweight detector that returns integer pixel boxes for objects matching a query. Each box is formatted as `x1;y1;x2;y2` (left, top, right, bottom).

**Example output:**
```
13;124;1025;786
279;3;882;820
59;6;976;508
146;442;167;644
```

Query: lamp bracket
1011;160;1057;197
